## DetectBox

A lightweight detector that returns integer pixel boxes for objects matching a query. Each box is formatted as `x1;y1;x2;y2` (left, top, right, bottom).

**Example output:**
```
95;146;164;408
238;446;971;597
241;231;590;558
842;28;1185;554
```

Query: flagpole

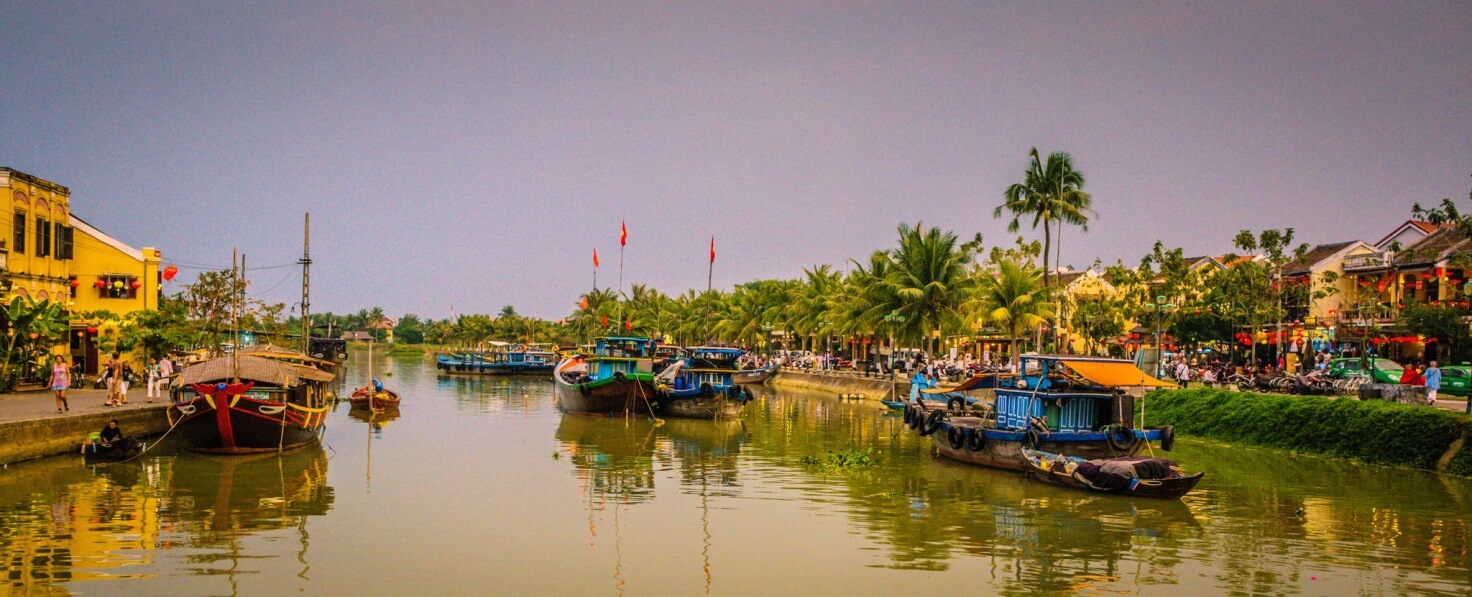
617;221;626;332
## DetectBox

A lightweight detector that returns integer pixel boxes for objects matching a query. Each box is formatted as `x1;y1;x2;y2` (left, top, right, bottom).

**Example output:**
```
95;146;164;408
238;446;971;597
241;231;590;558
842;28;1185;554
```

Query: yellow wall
69;224;161;315
1;167;72;302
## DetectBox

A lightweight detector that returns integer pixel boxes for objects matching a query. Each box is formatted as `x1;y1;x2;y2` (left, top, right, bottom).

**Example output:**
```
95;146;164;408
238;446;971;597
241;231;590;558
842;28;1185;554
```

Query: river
2;354;1469;595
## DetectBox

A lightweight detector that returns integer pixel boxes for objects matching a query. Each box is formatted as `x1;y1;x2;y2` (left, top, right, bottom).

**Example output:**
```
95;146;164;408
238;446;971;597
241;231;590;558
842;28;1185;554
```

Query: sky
1;2;1468;320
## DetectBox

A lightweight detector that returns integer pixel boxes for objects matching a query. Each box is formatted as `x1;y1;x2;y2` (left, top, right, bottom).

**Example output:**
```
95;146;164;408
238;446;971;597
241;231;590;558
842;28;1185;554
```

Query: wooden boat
508;344;559;375
904;355;1177;471
1021;448;1204;499
80;436;144;461
732;365;778;385
437;346;514;375
167;354;334;454
552;337;657;415
654;346;753;419
349;387;401;409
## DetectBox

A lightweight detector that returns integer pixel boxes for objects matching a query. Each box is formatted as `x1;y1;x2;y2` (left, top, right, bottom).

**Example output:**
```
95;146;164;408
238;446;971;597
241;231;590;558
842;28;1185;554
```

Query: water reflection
0;445;332;593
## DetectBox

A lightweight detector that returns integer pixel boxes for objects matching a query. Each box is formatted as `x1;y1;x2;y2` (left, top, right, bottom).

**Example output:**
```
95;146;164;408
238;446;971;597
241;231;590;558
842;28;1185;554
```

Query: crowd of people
46;353;180;415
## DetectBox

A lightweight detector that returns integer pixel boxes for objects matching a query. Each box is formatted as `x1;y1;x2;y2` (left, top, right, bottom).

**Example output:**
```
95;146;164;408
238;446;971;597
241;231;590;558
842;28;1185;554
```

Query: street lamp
1147;294;1175;379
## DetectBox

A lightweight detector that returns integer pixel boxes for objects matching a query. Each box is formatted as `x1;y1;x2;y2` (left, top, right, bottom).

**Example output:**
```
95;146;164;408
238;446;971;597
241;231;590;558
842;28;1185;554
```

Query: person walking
146;355;174;403
105;354;122;406
49;356;70;414
1424;361;1441;406
1175;360;1190;389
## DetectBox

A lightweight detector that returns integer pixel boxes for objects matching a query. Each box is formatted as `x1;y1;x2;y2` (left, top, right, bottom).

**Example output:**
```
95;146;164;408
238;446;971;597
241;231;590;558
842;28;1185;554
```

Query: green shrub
1139;388;1471;472
1447;426;1472;477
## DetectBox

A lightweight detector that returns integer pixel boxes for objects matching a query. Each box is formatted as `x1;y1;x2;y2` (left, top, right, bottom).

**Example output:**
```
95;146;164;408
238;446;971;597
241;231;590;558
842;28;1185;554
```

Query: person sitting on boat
98;419;124;445
373;378;385;393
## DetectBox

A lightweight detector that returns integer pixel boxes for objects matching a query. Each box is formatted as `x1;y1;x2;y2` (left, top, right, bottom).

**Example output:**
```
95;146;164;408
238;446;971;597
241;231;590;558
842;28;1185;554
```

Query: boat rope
106;405;187;465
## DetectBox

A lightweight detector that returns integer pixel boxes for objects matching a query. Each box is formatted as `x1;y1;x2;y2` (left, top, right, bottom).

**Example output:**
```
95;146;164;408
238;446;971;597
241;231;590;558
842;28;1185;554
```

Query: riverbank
771;368;911;399
1140;388;1472;477
0;388;171;465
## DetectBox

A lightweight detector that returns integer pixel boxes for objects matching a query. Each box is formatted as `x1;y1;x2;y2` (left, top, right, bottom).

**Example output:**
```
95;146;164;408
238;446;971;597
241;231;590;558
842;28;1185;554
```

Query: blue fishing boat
437;343;515;375
506;344;559;375
654;346;753;418
552;337;658;415
902;355;1178;471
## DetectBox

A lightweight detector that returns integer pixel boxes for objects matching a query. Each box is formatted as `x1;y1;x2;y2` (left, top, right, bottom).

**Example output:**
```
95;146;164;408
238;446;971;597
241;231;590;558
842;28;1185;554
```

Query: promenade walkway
0;388;166;423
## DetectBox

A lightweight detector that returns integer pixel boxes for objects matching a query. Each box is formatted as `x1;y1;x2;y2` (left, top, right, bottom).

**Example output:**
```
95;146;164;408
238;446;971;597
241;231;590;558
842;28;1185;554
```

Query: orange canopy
1058;359;1172;388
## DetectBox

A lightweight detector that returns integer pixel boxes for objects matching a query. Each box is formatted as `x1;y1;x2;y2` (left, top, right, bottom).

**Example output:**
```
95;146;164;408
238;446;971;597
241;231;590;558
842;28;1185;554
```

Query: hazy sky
2;2;1468;320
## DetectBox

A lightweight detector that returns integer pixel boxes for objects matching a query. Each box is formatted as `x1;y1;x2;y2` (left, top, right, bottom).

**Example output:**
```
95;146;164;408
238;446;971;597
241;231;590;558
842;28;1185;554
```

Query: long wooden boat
552;337;657;415
655;346;752;419
1021;449;1204;499
167;355;334;454
349;387;402;409
732;365;778;385
437;349;513;375
903;355;1177;471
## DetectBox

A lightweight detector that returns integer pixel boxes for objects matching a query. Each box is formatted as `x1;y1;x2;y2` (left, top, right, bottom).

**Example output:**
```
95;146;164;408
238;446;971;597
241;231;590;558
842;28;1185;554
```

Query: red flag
709;236;715;263
624;319;633;331
601;314;608;327
580;296;589;310
620;221;627;247
593;248;600;268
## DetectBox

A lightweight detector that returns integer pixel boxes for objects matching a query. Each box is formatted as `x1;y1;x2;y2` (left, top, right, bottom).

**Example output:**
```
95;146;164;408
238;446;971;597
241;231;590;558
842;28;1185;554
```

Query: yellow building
2;167;161;374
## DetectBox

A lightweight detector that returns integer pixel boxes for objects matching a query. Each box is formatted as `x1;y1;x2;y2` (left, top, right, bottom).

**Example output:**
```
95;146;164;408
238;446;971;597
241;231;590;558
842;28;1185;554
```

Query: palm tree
967;257;1049;366
884;223;972;354
996;148;1092;317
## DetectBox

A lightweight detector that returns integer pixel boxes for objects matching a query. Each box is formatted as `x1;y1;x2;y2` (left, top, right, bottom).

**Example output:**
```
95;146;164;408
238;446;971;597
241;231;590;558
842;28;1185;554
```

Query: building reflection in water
0;445;333;593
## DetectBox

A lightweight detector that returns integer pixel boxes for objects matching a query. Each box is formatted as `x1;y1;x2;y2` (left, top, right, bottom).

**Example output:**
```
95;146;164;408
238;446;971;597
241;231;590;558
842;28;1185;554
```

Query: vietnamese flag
593;248;600;268
620;221;627;247
624;319;633;331
709;236;716;263
580;296;589;310
601;314;608;327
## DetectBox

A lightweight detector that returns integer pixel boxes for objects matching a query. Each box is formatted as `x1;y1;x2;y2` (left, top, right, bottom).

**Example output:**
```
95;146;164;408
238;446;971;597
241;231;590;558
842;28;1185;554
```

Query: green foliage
1140;388;1470;473
1069;297;1125;356
1446;426;1472;477
1398;304;1469;362
799;446;879;470
1169;311;1233;350
0;297;69;389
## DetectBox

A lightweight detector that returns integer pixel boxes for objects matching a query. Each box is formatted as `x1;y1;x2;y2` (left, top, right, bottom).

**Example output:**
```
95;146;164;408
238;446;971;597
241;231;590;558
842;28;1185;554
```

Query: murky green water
3;355;1470;595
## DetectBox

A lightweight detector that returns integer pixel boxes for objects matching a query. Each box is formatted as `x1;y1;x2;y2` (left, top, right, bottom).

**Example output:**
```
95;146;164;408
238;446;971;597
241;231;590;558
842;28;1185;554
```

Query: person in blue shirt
1424;361;1441;406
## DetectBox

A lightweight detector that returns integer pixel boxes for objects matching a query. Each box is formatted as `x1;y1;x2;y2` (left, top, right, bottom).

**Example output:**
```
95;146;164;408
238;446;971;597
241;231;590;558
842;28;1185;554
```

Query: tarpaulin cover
1058;359;1172;388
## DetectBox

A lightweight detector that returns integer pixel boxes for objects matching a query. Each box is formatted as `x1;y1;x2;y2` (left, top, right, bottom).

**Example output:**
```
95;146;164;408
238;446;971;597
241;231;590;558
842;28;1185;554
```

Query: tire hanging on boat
966;427;986;451
1022;428;1041;449
1103;424;1135;452
946;424;967;450
903;404;915;425
947;396;966;412
1157;425;1175;451
919;409;945;437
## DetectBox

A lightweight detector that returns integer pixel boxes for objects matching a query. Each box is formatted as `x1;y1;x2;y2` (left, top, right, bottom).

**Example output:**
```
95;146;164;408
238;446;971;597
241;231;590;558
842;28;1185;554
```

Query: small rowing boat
1021;448;1204;499
350;387;401;409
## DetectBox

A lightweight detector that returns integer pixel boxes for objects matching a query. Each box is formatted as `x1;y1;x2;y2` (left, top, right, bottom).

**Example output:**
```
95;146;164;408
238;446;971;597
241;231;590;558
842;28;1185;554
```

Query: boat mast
299;213;312;355
232;249;242;382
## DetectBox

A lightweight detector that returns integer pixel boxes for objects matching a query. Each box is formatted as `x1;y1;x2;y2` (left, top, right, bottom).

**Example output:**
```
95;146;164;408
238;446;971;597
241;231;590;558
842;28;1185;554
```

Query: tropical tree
0;297;70;389
996;147;1093;312
966;257;1048;366
885;223;973;354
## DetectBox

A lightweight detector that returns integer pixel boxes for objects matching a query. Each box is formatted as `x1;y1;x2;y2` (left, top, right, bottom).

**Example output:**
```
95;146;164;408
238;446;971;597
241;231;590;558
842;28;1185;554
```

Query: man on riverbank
1425;361;1441;406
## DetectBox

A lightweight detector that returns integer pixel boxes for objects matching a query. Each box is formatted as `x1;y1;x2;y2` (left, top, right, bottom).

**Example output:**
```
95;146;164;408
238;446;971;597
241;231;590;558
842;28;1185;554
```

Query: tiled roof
1394;226;1470;267
1281;241;1360;276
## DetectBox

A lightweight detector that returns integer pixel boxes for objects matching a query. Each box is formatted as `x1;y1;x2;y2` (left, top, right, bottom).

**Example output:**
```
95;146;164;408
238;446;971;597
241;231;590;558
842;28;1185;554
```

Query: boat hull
554;377;656;415
349;388;401;409
931;429;1141;471
658;394;746;419
732;367;777;385
1022;449;1204;499
168;395;328;454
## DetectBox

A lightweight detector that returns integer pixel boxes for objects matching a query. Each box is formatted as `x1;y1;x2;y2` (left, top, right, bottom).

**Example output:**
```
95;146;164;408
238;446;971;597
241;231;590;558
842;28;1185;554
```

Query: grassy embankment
1140;388;1472;477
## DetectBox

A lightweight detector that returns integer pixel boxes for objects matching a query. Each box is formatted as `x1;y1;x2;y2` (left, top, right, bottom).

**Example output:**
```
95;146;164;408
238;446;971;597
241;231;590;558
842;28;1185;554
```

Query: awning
921;373;1006;394
1057;359;1172;388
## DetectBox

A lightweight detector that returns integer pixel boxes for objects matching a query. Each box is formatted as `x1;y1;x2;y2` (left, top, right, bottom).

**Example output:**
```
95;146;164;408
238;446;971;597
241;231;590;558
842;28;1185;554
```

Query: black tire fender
947;396;966;412
967;428;987;451
614;371;627;381
1160;425;1175;451
919;409;946;437
903;404;915;425
947;424;967;450
1022;428;1041;449
1104;424;1135;452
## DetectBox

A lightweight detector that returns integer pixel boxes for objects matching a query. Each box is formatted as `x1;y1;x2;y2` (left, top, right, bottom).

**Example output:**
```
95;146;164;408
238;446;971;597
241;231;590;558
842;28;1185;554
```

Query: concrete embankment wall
1141;388;1472;477
0;406;171;465
770;369;910;399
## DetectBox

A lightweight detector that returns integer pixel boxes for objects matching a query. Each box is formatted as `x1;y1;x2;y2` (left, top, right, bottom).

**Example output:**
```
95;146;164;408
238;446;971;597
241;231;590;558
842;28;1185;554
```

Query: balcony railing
1343;252;1391;271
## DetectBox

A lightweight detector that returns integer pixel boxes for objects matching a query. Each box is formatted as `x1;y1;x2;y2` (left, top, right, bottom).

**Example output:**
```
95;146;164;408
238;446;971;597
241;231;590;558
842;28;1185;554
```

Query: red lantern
69;280;79;288
162;265;178;281
86;327;98;334
93;280;105;289
130;281;142;289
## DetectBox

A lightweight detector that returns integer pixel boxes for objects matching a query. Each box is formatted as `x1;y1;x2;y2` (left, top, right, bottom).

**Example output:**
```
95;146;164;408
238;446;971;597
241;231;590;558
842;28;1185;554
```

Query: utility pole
299;213;312;354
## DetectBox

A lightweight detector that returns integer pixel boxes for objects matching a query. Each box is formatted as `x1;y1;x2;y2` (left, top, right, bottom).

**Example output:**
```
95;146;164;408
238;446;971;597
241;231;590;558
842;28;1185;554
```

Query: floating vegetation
800;446;879;471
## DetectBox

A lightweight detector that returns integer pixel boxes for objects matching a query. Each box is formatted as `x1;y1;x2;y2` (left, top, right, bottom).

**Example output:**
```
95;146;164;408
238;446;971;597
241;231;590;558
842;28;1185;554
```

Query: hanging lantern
28;333;38;340
112;280;124;289
130;281;142;289
162;265;178;281
86;327;98;334
69;279;79;288
93;280;106;289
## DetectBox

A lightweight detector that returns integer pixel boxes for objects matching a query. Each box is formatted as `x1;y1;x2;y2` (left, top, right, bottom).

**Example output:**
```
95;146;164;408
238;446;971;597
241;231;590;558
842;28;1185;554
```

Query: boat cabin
671;346;745;392
990;355;1162;434
587;337;656;380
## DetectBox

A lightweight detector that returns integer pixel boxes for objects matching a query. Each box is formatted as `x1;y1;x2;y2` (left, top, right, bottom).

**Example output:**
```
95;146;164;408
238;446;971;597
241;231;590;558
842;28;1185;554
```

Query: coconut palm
967;257;1048;366
884;223;972;354
996;147;1092;300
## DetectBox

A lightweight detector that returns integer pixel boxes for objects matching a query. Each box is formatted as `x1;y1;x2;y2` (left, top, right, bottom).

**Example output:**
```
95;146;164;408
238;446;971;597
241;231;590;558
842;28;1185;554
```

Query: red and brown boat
168;355;335;454
349;387;402;409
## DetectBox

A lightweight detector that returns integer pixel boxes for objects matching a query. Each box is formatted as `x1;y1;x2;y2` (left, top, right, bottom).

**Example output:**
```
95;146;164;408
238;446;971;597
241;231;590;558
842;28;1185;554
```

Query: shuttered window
36;217;50;258
12;211;25;254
